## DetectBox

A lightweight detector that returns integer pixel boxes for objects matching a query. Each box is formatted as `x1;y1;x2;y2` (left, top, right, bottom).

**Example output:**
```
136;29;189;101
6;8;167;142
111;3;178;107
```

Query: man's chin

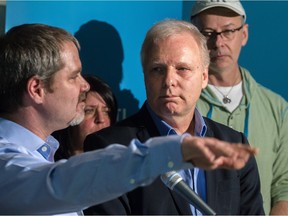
69;113;85;127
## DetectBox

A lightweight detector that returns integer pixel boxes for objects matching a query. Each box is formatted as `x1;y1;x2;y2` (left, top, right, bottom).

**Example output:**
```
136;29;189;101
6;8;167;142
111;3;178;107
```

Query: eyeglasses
201;25;244;41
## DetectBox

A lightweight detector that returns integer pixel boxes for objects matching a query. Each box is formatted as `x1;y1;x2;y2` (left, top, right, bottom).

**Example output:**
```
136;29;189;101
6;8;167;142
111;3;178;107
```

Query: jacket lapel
203;118;219;213
205;171;218;212
135;105;193;214
134;104;161;142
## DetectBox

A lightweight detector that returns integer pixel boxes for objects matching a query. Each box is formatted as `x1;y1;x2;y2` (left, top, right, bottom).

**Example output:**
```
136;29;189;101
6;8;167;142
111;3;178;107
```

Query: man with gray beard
0;23;257;215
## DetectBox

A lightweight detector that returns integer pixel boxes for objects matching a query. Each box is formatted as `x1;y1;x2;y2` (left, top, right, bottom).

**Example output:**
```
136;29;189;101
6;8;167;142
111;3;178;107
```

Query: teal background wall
5;1;288;119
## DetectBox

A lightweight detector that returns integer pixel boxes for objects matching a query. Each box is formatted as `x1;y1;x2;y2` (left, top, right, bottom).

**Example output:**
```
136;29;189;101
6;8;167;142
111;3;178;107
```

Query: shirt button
167;161;174;168
130;179;135;184
41;146;48;152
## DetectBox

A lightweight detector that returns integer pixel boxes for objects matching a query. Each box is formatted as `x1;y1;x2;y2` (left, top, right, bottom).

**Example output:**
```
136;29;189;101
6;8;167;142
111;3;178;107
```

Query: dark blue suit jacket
83;103;264;215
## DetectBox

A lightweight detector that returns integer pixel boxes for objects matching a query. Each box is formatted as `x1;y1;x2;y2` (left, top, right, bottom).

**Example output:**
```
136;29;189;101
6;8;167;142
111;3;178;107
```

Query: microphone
161;171;216;216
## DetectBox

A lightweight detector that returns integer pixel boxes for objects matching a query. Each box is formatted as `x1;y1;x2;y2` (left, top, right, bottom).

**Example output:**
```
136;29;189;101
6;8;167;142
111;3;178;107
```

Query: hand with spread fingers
181;136;258;170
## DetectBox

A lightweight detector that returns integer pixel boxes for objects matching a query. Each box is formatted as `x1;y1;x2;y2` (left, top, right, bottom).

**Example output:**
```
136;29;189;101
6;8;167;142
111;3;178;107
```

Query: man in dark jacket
84;19;264;215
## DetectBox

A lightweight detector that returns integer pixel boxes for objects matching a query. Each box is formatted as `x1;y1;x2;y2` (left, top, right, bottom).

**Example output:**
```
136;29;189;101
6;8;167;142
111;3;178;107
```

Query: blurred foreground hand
181;136;258;170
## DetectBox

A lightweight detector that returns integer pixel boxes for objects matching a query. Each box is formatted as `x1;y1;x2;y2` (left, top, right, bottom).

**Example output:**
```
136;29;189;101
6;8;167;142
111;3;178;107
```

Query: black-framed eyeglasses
201;25;244;41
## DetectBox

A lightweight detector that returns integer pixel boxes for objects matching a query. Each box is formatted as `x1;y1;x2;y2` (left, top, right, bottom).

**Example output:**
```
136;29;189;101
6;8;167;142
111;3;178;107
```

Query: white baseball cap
191;0;246;22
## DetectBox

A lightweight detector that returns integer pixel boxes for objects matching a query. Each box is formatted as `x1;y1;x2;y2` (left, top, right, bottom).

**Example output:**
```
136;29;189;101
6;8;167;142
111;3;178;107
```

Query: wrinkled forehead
152;32;201;54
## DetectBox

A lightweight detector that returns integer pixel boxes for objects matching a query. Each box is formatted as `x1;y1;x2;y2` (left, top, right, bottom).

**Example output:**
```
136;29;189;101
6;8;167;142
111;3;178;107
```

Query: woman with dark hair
53;75;118;160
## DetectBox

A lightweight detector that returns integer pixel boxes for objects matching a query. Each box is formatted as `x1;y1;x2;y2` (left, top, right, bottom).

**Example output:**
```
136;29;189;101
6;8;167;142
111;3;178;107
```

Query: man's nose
163;68;175;88
94;111;105;123
81;76;90;92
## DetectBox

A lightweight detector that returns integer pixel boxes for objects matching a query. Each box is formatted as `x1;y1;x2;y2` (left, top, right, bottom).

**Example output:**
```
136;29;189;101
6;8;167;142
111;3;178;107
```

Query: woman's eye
84;108;95;114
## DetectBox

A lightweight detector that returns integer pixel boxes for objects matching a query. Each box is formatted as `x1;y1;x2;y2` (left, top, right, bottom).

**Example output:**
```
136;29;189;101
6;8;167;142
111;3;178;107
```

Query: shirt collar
145;102;207;137
0;118;59;161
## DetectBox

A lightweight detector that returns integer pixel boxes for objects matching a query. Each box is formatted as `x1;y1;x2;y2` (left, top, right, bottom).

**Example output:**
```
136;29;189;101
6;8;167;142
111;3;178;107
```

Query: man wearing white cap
191;0;288;214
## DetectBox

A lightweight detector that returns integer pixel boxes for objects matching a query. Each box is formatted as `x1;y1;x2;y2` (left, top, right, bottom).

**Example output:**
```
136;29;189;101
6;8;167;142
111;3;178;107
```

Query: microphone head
161;171;183;190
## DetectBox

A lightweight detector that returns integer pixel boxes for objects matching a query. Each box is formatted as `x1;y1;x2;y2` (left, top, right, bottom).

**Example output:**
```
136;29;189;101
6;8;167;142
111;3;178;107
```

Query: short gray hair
140;19;210;71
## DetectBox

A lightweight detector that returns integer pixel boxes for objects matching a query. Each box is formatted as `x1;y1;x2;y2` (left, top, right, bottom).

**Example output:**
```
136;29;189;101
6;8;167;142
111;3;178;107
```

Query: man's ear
241;23;249;46
26;76;45;104
202;66;209;89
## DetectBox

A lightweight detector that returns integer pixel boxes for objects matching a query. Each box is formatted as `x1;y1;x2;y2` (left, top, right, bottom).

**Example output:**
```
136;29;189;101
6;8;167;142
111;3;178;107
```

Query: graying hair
0;23;80;113
140;19;210;70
